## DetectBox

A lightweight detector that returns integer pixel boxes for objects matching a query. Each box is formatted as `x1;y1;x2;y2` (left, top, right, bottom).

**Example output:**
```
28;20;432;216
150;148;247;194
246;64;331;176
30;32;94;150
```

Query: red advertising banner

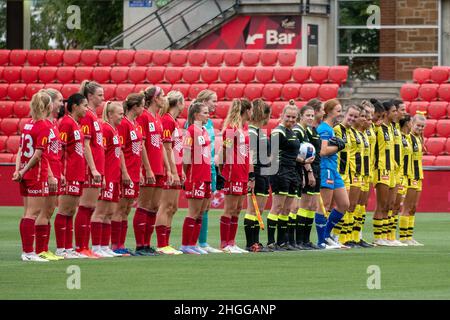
189;15;301;50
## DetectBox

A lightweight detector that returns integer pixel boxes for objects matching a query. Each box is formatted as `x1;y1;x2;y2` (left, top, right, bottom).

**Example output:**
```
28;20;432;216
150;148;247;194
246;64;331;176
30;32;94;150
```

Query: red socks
133;208;147;247
75;206;94;250
35;224;47;254
229;216;239;246
111;221;121;250
19;218;35;253
144;210;157;247
45;223;51;252
54;213;67;249
166;226;172;247
65;215;74;250
191;218;203;246
101;223;111;247
220;216;231;249
91;222;102;246
155;225;167;248
182;217;195;246
120;220;128;249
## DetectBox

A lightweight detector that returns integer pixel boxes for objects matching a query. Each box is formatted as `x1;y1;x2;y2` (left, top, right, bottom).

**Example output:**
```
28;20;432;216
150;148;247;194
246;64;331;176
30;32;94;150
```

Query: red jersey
184;124;211;183
117;116;143;182
161;113;183;176
45;119;62;179
59;115;86;181
102;122;122;183
136;109;164;176
221;125;250;182
80;109;105;175
19;119;51;182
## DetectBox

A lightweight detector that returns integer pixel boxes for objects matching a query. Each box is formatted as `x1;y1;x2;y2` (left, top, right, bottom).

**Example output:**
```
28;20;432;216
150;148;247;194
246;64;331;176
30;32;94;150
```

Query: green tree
31;0;123;49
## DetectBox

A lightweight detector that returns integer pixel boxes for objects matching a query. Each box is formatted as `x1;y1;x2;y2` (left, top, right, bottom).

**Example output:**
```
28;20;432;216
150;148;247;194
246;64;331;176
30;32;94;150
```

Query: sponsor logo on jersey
130;130;137;141
74;130;81;141
93;121;100;131
149;122;155;132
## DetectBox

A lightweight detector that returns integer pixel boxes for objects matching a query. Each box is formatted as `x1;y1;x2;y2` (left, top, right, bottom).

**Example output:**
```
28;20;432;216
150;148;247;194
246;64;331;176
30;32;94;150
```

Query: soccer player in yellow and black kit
399;113;426;246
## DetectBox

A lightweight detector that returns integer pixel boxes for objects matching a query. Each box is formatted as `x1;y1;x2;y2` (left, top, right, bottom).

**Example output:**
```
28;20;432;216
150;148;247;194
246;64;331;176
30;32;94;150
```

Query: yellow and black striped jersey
359;130;371;177
401;133;413;179
333;123;352;176
349;127;363;176
366;124;377;172
409;133;424;180
374;123;396;171
392;122;402;171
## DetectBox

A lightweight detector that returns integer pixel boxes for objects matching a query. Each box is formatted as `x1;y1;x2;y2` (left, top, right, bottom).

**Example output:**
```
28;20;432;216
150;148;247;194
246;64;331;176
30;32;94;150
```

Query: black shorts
270;166;298;197
304;166;321;194
296;166;304;198
250;172;270;196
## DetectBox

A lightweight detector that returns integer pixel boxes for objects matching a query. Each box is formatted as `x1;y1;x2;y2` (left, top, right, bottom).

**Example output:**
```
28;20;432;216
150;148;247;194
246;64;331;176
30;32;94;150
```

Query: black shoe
261;243;275;252
142;246;159;256
267;243;287;251
135;246;152;256
279;243;297;251
304;242;320;250
343;241;357;248
295;242;312;250
357;239;374;248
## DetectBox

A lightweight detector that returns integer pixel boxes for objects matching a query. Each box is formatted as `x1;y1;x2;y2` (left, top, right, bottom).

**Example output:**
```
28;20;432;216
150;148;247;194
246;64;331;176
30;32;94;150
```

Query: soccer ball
299;142;316;159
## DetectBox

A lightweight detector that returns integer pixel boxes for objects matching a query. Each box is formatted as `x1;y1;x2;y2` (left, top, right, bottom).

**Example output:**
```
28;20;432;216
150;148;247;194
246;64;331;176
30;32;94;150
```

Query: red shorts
184;181;211;199
19;180;49;197
141;174;165;188
48;178;60;196
99;182;120;202
223;181;248;196
83;172;103;188
121;181;140;199
60;181;84;196
163;175;182;190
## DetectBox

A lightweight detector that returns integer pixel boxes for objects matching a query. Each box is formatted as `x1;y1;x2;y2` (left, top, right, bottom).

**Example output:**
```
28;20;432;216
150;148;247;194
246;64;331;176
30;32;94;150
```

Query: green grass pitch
0;207;449;300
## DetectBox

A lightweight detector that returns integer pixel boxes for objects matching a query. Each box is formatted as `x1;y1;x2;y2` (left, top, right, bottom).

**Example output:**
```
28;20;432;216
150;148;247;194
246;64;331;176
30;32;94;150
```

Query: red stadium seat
133;84;148;95
61;84;80;99
7;84;26;100
182;67;201;84
260;51;278;66
295;101;308;109
436;119;450;138
237;67;256;83
116;50;135;66
0;50;10;66
434;155;450;166
152;51;170;66
423;119;436;138
225;84;245;100
18;118;31;134
418;83;439;101
206;51;224;66
110;67;129;84
219;67;237;83
271;101;287;119
446;138;450;154
0;84;9;100
187;51;206;66
0;66;3;81
278;50;296;66
45;50;64;66
201;67;219;84
263;119;279;135
300;83;320;101
146;67;165;84
20;67;39;84
158;84;172;95
1;118;19;135
3;67;22;83
102;84;117;100
413;68;431;84
255;67;274;83
74;66;93;83
56;66;75;84
164;67;183;84
281;84;300;100
215;101;231;119
310;66;329;84
134;50;153;66
274;67;292;84
0;135;7;152
242;51;260;67
44;83;63;92
13;101;31;118
128;67;147;84
438;83;450;102
63;50;82;66
80;50;99;66
425;137;446;156
25;83;44;100
328;66;349;84
9;50;27;66
0;153;13;163
207;83;226;100
292;67;311;84
430;66;449;84
262;83;282;101
171;84;190;98
115;84;136;101
428;101;448;120
27;50;46;66
422;155;435;166
188;84;208;100
318;84;339;101
244;84;264;100
404;101;410;113
224;51;242;67
6;135;20;153
211;118;224;131
400;83;420;101
38;67;57;83
98;50;117;66
170;50;188;66
92;67;111;83
0;101;14;118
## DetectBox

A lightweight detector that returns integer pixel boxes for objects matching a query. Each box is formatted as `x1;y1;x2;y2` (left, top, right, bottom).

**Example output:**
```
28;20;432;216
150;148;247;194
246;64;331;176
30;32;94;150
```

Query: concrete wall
300;15;331;66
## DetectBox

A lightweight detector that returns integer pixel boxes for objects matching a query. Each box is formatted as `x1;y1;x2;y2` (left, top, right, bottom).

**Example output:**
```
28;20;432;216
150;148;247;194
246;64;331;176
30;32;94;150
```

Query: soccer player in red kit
219;99;253;254
76;80;105;258
90;102;124;257
155;91;185;255
112;93;145;256
135;86;170;255
54;93;88;259
180;102;212;254
13;91;53;261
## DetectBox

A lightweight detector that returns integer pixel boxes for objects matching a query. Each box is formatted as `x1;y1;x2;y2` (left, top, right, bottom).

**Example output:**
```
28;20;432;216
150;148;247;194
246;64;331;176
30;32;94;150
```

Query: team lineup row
14;81;425;261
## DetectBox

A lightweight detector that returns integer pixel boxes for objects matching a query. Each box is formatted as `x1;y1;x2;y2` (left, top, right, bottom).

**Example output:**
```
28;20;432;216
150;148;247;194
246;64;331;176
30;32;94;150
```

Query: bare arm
84;138;101;182
13;149;43;181
141;144;155;184
12;147;22;181
164;142;179;184
120;150;131;185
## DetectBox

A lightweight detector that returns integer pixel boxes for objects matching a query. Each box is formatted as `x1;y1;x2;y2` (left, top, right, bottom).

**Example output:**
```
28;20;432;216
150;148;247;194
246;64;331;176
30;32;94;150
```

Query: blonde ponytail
30;90;52;120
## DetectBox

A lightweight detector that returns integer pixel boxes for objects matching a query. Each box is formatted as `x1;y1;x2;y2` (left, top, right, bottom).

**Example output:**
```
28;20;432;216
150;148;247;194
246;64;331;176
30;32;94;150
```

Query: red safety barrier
0;165;448;212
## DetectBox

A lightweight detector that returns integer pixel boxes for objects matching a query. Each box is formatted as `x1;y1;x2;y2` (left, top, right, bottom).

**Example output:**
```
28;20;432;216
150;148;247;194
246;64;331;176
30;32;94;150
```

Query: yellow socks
399;215;409;241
